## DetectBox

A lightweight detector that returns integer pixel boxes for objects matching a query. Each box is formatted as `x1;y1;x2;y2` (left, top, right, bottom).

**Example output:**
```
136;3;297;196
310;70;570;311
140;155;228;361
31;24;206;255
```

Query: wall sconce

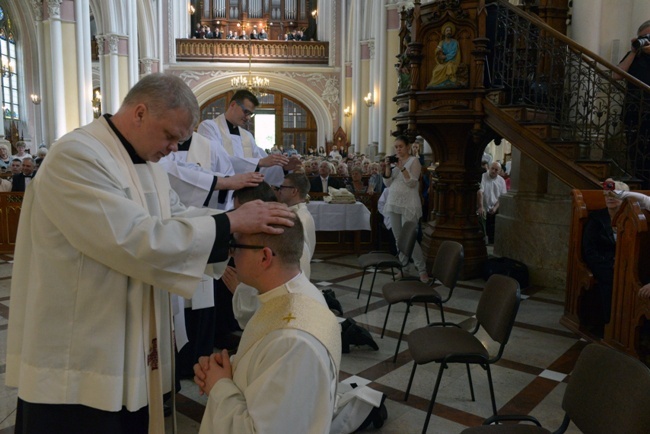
92;89;102;118
188;3;196;15
30;94;41;105
363;93;375;107
343;106;351;117
311;9;318;19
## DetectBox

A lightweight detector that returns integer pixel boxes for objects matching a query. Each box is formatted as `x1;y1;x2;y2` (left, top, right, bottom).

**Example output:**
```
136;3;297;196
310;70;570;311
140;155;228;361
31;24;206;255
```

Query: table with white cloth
306;201;372;253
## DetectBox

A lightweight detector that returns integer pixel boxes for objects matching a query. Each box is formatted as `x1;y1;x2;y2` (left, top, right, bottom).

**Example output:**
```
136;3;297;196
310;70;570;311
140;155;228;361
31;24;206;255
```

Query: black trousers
15;398;148;434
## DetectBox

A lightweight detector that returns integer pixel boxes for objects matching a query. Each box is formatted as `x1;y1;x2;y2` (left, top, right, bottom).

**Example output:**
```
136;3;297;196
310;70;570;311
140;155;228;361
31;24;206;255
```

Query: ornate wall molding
107;34;119;54
96;35;105;56
47;0;61;19
30;0;43;21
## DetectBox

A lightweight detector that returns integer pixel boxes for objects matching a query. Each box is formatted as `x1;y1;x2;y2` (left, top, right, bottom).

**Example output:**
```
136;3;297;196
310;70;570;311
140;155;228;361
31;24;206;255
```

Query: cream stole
84;117;170;434
213;114;254;158
186;131;212;168
233;293;342;374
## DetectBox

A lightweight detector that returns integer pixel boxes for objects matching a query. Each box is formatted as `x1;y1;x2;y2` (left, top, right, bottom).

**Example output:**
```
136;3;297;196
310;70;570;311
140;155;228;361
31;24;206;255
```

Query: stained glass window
0;6;19;121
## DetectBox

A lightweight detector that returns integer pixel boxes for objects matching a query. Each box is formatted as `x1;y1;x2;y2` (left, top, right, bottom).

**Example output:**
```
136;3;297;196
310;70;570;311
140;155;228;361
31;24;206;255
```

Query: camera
632;34;650;49
603;181;616;191
387;155;399;164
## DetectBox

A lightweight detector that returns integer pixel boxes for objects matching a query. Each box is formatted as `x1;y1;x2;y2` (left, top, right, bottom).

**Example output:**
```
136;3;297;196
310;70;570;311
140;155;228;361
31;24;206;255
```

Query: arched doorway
200;89;317;154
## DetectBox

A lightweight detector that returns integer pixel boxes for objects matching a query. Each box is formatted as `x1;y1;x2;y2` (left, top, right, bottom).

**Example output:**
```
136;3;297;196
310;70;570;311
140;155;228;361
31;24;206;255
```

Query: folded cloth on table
325;187;356;204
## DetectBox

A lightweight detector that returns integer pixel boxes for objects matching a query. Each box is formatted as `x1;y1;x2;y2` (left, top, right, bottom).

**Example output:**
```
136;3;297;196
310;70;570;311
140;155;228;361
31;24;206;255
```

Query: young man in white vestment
197;89;300;187
193;216;342;434
158;130;266;378
5;73;295;434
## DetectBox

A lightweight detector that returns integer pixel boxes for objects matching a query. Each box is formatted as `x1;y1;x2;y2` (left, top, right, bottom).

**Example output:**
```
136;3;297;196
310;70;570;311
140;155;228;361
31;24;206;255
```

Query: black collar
103;114;146;164
226;118;240;136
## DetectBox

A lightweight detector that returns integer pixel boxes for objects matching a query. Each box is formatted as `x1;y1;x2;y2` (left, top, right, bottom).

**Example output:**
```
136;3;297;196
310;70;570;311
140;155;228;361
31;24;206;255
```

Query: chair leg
391;266;396;280
439;303;446;326
381;304;392;338
364;268;379;313
357;268;366;299
424;303;430;323
393;303;411;363
405;362;418;401
466;363;475;401
422;363;446;434
486;364;498;415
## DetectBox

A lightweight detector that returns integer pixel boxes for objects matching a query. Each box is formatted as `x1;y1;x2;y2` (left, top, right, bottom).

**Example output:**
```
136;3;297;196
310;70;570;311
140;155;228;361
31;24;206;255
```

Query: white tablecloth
306;201;371;231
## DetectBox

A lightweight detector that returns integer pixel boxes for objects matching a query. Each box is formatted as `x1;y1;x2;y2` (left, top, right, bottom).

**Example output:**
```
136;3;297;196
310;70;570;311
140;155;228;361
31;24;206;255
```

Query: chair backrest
432;240;464;290
396;220;418;261
475;274;520;359
562;344;650;434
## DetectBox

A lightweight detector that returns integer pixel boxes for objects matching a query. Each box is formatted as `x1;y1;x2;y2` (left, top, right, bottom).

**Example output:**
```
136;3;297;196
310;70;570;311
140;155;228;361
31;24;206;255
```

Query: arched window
0;5;19;121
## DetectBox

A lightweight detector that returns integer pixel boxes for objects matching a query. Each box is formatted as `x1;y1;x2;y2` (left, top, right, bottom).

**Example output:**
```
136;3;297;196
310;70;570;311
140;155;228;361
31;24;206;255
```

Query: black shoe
341;318;379;352
354;394;388;432
322;289;344;316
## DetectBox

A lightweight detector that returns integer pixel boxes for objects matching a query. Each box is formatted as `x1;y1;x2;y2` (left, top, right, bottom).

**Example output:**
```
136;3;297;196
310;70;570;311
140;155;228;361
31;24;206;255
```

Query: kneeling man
194;215;341;433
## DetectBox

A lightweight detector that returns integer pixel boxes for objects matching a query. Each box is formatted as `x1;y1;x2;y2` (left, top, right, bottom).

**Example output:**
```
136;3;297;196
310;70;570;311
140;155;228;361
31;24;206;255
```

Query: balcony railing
175;39;329;64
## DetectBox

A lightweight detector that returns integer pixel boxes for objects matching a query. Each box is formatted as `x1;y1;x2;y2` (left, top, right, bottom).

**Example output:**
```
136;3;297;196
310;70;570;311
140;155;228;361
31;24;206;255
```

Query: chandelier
230;39;270;97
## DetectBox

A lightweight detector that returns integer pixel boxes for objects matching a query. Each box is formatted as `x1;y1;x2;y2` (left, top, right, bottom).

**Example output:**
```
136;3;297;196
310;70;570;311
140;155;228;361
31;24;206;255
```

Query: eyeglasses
228;239;275;256
236;101;255;118
272;185;295;191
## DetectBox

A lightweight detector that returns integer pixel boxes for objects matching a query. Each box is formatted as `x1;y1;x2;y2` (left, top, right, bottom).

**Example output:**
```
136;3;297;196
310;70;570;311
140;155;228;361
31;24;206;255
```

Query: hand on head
227;200;295;235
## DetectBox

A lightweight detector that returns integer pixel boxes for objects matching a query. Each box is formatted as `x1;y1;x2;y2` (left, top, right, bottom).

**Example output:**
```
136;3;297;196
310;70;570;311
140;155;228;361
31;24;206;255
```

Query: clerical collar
103;114;146;164
225;119;241;136
178;136;192;152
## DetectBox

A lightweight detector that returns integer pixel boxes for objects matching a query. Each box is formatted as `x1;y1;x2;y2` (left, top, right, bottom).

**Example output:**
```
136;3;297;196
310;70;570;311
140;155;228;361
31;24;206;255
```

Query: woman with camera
383;136;430;283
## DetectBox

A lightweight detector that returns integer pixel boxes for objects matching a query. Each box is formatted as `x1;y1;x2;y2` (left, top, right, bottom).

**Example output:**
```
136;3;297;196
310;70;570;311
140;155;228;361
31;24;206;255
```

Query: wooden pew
562;189;650;360
607;198;650;358
561;189;603;335
0;192;24;254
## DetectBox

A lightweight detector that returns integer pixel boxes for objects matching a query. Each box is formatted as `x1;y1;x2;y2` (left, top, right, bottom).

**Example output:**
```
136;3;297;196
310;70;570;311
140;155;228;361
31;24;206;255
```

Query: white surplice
6;117;223;426
199;273;340;434
198;114;285;186
159;131;235;210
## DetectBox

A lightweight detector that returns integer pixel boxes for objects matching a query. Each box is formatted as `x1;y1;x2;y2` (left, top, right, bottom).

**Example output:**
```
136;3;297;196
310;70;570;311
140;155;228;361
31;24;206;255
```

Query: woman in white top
383;136;430;282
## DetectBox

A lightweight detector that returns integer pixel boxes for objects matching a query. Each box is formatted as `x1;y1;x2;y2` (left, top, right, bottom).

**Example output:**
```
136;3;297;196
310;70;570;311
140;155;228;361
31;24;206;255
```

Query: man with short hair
198;89;298;187
274;173;315;278
6;73;295;434
310;160;342;193
11;156;36;192
478;161;507;244
194;215;341;434
9;158;22;175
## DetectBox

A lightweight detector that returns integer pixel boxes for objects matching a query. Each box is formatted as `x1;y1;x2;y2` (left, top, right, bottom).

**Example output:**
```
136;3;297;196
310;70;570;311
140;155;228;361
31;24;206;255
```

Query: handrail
494;0;650;93
489;0;650;185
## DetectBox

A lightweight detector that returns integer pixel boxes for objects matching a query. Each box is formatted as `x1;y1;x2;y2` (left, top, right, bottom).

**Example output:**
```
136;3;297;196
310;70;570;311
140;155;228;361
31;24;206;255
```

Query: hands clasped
194;349;232;396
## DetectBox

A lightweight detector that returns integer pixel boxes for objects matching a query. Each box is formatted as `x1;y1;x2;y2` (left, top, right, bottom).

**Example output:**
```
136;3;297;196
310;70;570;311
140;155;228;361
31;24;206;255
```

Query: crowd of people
191;23;311;41
0;140;47;192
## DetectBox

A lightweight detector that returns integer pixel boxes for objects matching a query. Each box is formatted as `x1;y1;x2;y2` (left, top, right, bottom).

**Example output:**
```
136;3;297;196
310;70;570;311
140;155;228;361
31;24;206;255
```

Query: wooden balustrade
175;39;329;64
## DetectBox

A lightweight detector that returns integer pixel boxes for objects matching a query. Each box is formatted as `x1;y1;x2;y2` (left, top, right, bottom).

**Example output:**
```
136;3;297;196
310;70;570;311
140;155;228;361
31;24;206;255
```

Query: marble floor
0;251;588;433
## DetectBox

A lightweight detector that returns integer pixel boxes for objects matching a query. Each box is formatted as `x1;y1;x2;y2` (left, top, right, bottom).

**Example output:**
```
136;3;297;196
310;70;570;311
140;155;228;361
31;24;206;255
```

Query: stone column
47;0;67;139
495;147;572;290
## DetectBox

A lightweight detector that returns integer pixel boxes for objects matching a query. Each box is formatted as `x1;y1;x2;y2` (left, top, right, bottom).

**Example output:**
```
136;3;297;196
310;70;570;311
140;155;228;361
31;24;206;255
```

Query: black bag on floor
483;257;529;289
322;288;344;316
341;318;379;353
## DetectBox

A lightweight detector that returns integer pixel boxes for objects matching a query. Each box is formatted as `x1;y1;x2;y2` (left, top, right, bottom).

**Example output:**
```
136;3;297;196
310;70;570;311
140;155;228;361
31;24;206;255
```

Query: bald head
488;162;500;179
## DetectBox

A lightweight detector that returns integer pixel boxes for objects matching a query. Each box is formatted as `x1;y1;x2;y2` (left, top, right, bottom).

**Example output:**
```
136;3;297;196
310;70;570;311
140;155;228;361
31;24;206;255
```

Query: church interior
1;0;650;432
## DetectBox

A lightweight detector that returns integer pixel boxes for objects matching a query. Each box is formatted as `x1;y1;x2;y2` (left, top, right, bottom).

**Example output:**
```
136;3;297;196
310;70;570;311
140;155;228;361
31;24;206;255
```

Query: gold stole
233;293;342;374
84;118;171;434
214;114;254;158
